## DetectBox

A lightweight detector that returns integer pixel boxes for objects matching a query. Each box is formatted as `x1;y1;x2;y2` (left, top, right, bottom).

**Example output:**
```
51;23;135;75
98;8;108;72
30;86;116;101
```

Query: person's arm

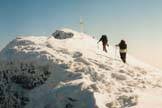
115;44;119;47
97;37;102;43
115;42;121;47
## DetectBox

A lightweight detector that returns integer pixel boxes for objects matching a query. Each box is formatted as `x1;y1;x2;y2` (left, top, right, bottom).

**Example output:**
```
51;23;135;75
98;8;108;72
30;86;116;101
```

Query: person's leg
104;45;107;52
120;53;123;61
123;53;126;63
120;53;126;63
102;43;107;52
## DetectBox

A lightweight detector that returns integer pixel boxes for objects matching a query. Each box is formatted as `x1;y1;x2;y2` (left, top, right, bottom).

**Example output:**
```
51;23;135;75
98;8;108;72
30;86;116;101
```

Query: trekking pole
115;46;117;60
97;43;99;50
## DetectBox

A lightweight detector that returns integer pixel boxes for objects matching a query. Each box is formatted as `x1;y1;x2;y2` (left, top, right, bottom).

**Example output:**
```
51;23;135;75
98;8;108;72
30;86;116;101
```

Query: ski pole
97;42;99;50
115;46;117;59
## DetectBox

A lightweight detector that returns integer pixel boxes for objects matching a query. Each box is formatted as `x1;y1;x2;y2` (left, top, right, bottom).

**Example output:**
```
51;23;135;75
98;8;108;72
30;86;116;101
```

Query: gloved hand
115;44;118;47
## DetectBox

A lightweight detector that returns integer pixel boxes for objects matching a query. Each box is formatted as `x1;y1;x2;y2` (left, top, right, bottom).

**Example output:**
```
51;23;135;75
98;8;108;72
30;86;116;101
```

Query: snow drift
0;28;162;108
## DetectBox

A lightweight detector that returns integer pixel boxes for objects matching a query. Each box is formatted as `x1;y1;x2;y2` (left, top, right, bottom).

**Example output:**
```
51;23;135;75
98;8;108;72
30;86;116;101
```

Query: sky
0;0;162;69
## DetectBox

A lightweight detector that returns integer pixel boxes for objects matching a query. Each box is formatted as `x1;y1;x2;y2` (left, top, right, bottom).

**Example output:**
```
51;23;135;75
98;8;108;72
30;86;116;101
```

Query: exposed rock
117;94;138;107
52;30;73;39
111;73;127;80
72;52;83;58
106;94;138;108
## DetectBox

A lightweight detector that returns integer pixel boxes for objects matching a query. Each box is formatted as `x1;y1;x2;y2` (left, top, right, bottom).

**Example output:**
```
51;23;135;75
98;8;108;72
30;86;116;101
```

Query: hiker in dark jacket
116;40;127;63
97;35;109;52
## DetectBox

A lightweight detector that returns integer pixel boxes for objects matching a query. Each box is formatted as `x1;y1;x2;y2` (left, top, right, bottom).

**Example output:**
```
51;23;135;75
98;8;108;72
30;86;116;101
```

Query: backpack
119;40;127;49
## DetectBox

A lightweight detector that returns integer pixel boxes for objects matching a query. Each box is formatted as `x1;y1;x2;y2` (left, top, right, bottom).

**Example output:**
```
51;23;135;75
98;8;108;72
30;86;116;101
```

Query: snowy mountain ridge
0;28;162;108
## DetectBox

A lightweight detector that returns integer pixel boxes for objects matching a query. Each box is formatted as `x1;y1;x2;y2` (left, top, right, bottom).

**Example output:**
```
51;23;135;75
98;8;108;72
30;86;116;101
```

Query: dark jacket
119;40;127;50
98;35;108;45
118;40;127;53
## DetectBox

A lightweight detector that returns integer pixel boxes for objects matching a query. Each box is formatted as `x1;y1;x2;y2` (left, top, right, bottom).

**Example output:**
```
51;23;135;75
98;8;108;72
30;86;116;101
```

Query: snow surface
0;28;162;108
131;88;162;108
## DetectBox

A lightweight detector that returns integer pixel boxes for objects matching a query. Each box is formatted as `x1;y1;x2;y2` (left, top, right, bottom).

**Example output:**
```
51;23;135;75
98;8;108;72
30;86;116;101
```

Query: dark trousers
120;53;126;63
102;42;107;52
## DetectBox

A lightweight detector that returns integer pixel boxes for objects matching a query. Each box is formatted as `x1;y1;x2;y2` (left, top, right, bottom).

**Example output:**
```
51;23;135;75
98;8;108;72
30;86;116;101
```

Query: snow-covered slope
0;28;162;108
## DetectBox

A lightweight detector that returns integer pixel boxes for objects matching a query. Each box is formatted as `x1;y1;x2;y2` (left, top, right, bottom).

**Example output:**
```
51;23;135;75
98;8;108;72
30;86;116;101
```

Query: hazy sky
0;0;162;69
